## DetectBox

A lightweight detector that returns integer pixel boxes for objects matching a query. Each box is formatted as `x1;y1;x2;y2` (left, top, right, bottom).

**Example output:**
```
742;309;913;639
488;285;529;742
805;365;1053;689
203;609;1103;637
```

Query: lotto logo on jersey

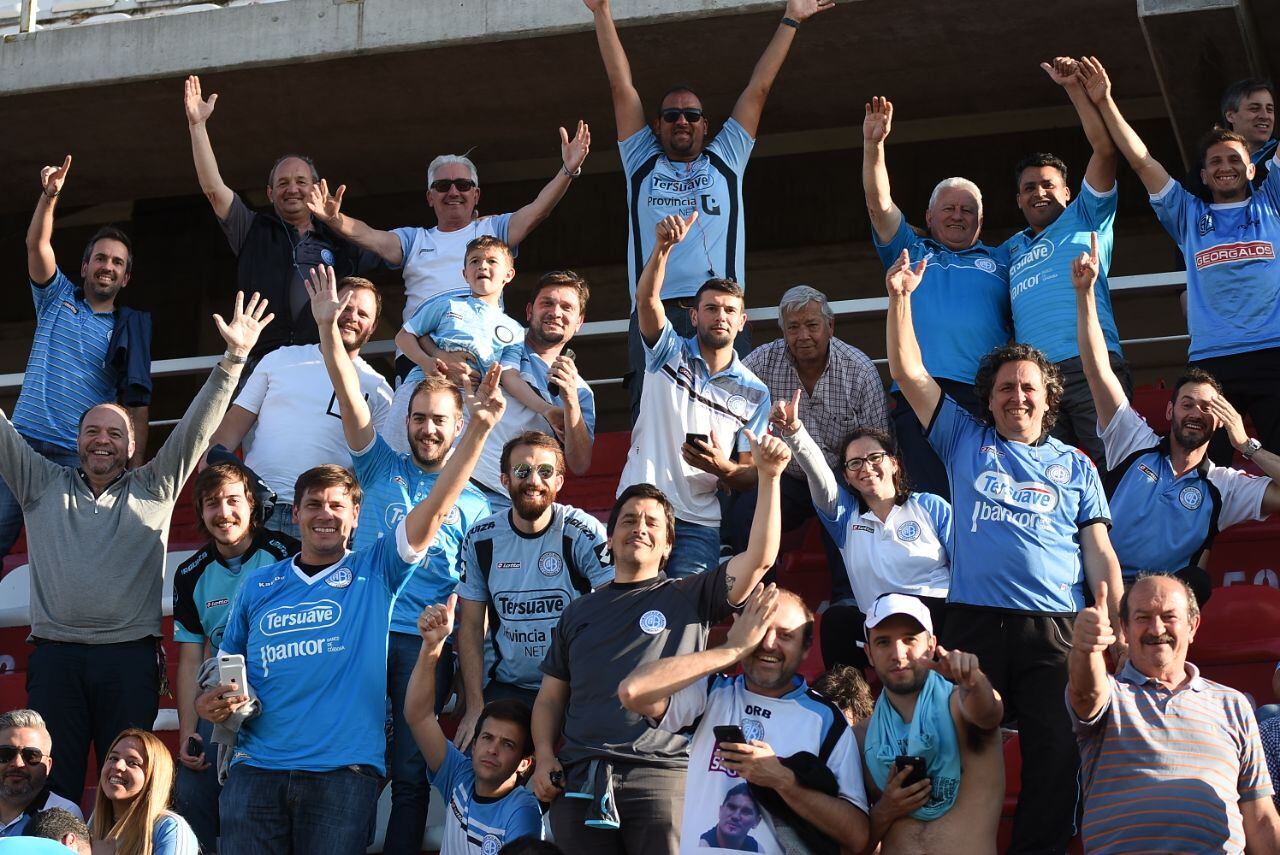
1194;241;1275;269
259;600;342;636
975;471;1058;513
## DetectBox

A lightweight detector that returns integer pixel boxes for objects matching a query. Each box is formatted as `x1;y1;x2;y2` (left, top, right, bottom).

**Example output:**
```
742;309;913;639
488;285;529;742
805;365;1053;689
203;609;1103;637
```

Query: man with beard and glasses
0;156;152;559
857;595;1004;855
1069;574;1280;853
204;275;392;539
468;272;597;512
1074;233;1280;598
171;461;298;852
618;214;771;578
308;265;489;855
453;431;613;750
0;711;82;838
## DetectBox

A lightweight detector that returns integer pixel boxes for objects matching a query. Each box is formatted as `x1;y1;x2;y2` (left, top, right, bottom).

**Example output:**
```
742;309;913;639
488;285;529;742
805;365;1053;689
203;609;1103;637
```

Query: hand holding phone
894;754;929;788
713;724;748;747
217;653;247;697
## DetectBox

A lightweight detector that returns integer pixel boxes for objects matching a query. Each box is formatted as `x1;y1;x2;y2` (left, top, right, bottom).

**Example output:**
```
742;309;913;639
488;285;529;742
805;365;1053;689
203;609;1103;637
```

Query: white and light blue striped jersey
428;742;542;855
11;268;117;451
401;294;523;387
618;322;770;526
621;119;754;303
351;433;490;635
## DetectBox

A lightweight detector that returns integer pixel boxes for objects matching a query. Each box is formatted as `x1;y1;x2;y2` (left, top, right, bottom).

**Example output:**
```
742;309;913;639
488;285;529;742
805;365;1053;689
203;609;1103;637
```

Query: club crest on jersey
325;568;353;589
481;835;501;855
443;506;461;526
726;395;748;417
639;610;667;635
896;521;922;542
319;248;335;266
974;256;998;274
1198;211;1213;236
1179;485;1204;510
741;718;766;743
495;326;515;344
538;551;564;577
1046;463;1070;485
975;471;1058;513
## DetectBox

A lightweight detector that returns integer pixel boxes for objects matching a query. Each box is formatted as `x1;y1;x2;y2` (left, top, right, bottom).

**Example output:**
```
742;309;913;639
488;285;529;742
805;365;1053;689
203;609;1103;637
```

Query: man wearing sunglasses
452;430;614;752
0;710;82;839
583;0;835;417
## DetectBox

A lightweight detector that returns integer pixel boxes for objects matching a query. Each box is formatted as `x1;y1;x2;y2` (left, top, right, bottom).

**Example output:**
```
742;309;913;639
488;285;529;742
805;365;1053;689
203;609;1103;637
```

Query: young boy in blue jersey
1082;55;1280;467
196;364;508;855
406;593;542;855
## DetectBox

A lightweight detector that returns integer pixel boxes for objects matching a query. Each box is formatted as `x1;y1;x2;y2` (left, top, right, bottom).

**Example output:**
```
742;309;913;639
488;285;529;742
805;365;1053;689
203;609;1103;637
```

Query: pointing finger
1090;230;1099;261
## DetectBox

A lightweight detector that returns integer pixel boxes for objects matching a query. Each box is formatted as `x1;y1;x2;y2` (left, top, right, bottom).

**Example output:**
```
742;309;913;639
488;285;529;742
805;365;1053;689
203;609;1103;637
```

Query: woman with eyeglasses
89;729;198;855
773;391;951;669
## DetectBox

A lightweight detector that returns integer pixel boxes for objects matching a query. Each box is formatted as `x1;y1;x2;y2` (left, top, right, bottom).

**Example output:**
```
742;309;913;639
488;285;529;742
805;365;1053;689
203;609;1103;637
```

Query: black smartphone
894;755;928;787
713;724;748;746
685;433;709;448
185;736;201;757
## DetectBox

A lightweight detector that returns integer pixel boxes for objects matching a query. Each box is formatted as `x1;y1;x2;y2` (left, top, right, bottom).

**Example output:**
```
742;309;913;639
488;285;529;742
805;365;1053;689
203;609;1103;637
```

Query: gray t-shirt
456;504;614;691
541;562;734;775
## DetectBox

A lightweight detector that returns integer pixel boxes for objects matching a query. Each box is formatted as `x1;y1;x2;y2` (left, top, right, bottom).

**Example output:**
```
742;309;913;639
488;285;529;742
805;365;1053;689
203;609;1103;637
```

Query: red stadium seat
558;431;631;522
1189;583;1280;704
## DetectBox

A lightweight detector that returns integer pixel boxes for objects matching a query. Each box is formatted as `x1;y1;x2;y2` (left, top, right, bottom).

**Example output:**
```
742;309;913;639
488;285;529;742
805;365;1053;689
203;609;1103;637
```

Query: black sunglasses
660;108;704;124
430;178;477;193
0;746;46;764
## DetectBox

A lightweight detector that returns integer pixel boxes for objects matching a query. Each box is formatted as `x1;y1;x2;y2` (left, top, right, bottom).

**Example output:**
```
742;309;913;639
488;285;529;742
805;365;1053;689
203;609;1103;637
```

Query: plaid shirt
744;337;890;479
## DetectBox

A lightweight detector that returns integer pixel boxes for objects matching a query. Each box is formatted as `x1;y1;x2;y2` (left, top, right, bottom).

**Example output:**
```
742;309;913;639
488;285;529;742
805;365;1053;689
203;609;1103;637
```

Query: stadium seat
557;430;631;522
1189;583;1280;704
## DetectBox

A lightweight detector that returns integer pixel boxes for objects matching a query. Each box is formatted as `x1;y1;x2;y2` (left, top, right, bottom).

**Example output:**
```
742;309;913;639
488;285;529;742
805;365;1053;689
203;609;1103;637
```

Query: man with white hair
735;284;889;595
305;131;590;379
0;711;83;838
862;96;1011;499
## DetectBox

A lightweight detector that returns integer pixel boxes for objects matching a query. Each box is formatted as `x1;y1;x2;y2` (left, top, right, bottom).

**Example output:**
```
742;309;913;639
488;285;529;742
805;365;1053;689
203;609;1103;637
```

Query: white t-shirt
236;344;392;502
659;673;868;854
391;214;514;324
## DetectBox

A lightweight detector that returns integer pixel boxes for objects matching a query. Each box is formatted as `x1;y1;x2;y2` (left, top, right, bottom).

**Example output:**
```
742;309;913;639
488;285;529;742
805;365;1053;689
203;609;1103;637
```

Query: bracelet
222;351;248;365
561;162;582;179
42;189;58;200
781;16;800;28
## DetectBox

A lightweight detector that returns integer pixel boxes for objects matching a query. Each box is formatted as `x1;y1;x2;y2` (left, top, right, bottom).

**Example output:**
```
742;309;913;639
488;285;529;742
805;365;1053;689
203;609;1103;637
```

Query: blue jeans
667;519;722;579
0;436;78;557
262;501;302;541
176;718;221;852
219;764;380;855
383;632;453;855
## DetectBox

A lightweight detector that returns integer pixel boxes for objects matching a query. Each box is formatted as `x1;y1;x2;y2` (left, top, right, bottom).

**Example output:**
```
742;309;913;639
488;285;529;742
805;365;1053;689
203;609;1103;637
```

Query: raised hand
40;155;72;198
769;388;802;436
581;0;608;13
1207;394;1249;450
305;264;349;329
1071;231;1101;294
462;363;507;429
184;75;217;126
785;0;835;24
886;249;927;297
725;583;781;653
749;428;793;479
560;121;592;174
1072;580;1116;654
863;96;893;144
1040;56;1080;87
924;646;983;690
214;291;274;358
1077;56;1111;105
306;178;345;224
655;212;698;252
417;594;457;650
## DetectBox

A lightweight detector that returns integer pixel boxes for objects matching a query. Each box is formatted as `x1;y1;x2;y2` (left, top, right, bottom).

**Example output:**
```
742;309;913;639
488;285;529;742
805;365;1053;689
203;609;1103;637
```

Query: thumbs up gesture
1072;580;1116;654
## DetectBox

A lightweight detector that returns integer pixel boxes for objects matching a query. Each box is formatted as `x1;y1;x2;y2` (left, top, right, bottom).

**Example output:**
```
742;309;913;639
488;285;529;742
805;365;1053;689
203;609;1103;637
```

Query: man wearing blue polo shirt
1083;56;1280;467
584;0;835;416
863;97;1011;500
886;248;1122;854
306;266;489;855
1002;57;1128;465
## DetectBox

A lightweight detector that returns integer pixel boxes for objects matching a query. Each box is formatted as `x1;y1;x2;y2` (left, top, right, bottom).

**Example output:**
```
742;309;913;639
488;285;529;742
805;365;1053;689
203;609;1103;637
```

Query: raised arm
402;364;505;554
1073;233;1126;430
404;594;458;775
927;647;1003;730
547;352;593;475
184;76;235;220
507;122;591;246
885;251;942;424
1205;395;1280;516
1077;56;1171;195
1042;57;1117;191
305;180;404;264
724;431;791;604
583;0;646;139
1067;580;1115;721
27;156;70;284
618;584;777;719
772;389;840;516
128;408;149;469
307;265;375;450
637;212;697;344
729;0;833;137
862;97;904;245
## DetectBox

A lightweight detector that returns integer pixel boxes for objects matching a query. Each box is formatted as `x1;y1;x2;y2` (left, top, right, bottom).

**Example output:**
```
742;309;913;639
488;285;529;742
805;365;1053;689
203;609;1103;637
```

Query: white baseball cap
864;593;934;637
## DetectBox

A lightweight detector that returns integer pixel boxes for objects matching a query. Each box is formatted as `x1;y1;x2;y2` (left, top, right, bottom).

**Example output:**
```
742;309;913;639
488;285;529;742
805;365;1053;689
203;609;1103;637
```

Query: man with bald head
1069;573;1280;852
863;96;1011;499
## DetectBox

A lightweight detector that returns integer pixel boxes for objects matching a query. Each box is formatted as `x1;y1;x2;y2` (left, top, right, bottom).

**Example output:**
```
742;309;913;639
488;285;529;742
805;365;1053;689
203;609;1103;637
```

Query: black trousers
1192;346;1280;467
890;379;982;502
27;638;160;802
943;606;1078;855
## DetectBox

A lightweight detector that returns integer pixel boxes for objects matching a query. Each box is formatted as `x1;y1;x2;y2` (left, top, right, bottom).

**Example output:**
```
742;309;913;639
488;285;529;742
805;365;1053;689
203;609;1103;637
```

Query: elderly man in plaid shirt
729;285;890;598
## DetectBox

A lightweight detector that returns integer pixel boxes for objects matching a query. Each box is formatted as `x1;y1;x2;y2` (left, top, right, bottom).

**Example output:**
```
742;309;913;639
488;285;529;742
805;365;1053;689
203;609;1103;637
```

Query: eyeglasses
843;452;889;472
0;746;46;764
429;178;477;193
511;463;557;481
660;108;704;124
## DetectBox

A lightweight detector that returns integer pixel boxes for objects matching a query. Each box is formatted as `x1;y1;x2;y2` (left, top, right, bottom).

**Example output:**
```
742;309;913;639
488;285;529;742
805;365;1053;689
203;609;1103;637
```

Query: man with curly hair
884;250;1123;854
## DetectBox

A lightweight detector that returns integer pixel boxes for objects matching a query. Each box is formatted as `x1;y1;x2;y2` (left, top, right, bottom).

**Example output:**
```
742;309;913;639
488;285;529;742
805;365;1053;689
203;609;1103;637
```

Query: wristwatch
1242;438;1262;459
